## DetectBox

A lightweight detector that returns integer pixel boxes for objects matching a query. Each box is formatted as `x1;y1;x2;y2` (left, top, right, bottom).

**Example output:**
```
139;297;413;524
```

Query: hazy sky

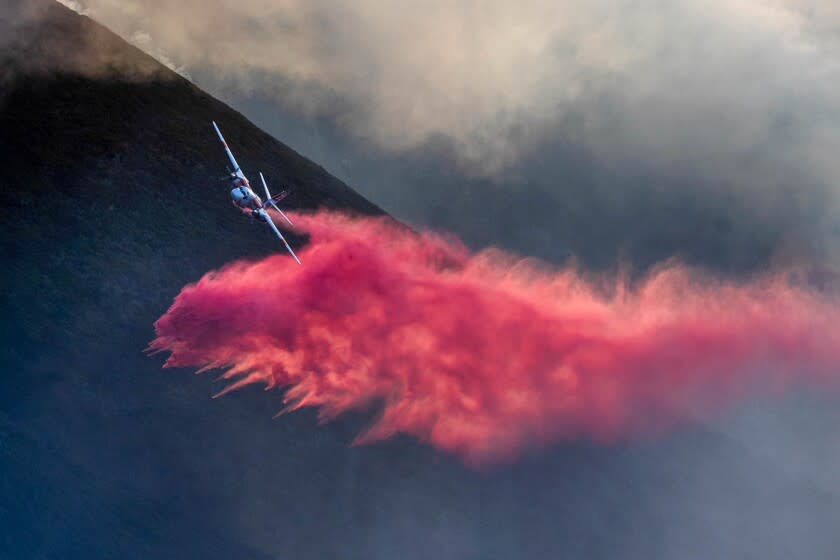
50;0;840;273
57;0;840;173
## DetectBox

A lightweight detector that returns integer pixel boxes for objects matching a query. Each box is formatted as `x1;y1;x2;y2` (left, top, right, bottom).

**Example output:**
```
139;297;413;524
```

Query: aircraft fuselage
230;177;263;212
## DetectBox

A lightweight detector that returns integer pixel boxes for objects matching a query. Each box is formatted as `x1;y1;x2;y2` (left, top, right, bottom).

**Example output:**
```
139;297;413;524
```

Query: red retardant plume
150;211;840;465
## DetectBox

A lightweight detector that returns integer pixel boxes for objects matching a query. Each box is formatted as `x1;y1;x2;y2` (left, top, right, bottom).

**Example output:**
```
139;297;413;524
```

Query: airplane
211;121;301;264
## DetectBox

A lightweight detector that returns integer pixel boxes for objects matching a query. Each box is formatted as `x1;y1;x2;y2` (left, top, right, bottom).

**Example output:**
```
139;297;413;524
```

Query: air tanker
212;121;301;264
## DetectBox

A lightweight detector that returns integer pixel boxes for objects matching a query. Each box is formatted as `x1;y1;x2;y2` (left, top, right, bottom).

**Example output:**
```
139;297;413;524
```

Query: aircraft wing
212;121;246;179
264;212;302;265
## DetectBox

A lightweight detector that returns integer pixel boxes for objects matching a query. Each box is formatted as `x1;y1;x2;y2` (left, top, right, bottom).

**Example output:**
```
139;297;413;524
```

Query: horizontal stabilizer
260;172;294;226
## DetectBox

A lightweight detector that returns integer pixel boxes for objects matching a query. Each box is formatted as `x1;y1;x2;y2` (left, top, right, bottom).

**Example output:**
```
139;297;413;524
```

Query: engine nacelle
252;209;270;223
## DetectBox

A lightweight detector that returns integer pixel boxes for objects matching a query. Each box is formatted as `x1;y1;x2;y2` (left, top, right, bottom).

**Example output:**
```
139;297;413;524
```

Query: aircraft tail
259;172;294;227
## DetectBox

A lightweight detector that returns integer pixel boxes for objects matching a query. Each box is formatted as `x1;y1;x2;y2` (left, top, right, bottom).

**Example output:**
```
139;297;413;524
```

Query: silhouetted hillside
0;0;381;408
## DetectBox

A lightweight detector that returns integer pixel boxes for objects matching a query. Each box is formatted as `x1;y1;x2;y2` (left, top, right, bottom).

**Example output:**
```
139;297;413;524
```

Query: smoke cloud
1;0;168;85
150;211;840;465
55;0;840;178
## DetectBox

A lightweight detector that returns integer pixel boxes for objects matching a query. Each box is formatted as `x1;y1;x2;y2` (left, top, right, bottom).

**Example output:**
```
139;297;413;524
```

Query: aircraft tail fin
259;172;294;227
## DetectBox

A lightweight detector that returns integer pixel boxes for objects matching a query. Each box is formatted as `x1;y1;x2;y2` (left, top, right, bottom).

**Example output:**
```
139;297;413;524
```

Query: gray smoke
53;1;840;178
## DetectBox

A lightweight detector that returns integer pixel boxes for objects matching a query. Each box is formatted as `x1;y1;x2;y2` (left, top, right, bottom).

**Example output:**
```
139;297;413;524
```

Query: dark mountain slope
0;0;380;404
0;1;390;558
0;0;381;208
2;2;840;560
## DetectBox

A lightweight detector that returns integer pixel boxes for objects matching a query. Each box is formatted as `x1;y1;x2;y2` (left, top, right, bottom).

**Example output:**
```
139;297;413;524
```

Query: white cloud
61;0;840;186
55;0;88;15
